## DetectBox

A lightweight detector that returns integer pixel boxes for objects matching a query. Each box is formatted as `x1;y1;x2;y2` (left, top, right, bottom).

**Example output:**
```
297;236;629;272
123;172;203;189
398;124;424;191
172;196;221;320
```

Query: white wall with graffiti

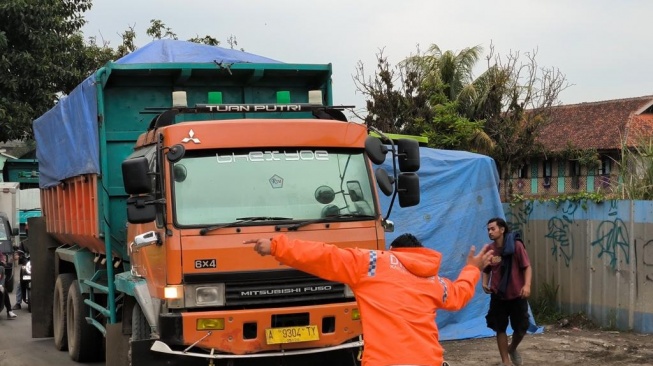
503;200;653;332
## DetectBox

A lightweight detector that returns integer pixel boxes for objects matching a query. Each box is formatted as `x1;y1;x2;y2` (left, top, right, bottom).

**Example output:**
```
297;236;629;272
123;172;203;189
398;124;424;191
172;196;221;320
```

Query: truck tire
66;280;103;362
131;303;151;340
53;273;75;351
128;302;151;366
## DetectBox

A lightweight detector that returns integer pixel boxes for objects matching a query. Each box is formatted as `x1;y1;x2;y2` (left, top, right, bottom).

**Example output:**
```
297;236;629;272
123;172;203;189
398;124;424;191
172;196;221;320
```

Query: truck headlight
344;284;355;298
164;285;184;299
184;283;226;307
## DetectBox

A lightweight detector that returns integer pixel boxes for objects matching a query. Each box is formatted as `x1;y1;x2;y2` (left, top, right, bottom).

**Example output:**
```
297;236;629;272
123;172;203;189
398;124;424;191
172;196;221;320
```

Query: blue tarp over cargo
379;147;542;340
33;40;281;188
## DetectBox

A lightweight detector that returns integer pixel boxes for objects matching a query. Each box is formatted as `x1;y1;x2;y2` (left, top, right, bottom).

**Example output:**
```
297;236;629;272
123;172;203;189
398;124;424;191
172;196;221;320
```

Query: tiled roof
627;114;653;146
537;96;653;151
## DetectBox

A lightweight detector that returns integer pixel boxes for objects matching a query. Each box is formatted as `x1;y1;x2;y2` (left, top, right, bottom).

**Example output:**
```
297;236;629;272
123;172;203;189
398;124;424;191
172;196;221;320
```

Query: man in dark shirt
482;217;531;366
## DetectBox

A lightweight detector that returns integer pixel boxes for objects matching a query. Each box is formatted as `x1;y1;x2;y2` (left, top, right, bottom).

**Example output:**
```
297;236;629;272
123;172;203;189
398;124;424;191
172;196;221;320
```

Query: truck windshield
172;148;377;226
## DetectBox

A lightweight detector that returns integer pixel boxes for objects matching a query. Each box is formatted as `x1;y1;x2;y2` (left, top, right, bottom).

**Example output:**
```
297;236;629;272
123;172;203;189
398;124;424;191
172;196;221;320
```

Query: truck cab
119;103;421;362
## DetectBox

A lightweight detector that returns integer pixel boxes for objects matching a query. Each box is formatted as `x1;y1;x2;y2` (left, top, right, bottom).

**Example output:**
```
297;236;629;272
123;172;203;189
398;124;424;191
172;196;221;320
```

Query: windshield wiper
199;217;293;235
281;213;375;231
235;216;293;221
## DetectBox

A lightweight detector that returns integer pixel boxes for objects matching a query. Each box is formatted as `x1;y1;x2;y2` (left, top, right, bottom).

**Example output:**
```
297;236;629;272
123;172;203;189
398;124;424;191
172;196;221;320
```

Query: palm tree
405;44;495;154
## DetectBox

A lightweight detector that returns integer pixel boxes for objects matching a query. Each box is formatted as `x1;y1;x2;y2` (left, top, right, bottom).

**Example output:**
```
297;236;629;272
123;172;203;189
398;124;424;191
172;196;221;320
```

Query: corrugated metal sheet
504;200;653;333
42;174;104;254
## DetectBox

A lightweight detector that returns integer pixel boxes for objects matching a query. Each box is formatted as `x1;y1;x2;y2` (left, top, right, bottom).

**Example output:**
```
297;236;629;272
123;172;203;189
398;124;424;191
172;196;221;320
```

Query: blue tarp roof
380;147;542;340
34;40;281;188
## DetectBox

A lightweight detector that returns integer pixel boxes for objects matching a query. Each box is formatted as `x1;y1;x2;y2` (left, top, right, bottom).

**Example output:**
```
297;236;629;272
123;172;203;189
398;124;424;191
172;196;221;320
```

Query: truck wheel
53;273;75;351
131;303;151;340
128;303;151;366
66;279;103;362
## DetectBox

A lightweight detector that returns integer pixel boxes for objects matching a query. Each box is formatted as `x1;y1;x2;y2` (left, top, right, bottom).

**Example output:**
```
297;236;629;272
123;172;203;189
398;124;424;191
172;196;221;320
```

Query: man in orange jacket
244;233;492;366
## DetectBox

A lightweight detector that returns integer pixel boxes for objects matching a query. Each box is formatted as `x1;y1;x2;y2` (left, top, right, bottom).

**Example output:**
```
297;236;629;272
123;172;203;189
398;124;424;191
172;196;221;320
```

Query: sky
82;0;652;113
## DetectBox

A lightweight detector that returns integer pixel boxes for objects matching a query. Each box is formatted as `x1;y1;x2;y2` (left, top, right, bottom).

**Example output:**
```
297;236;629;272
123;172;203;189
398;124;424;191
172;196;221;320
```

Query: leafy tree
0;12;242;142
353;48;437;135
0;0;92;142
419;101;488;152
408;44;483;102
475;45;569;197
405;44;494;154
355;43;569;198
354;45;492;153
146;19;178;40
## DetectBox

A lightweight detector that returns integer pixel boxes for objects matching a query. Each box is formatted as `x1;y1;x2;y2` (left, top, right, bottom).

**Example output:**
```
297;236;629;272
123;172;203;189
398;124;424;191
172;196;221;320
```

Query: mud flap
106;323;129;366
29;217;57;338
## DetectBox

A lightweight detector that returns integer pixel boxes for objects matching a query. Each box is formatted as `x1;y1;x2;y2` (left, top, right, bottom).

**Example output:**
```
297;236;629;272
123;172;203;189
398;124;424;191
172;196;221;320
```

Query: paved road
0;306;103;366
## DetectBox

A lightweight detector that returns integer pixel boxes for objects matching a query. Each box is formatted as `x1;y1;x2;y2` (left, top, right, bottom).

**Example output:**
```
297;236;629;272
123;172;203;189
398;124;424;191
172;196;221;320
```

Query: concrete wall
504;200;653;332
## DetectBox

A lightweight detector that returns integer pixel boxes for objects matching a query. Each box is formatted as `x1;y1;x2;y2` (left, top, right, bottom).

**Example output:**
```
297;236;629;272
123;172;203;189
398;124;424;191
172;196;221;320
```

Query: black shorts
485;295;529;334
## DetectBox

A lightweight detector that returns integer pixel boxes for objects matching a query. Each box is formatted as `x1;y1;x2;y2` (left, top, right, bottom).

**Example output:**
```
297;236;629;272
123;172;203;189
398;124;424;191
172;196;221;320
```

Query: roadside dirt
443;314;653;366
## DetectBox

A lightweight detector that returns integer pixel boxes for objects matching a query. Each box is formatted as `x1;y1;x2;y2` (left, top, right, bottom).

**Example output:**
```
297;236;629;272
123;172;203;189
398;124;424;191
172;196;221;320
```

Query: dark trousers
2;287;11;313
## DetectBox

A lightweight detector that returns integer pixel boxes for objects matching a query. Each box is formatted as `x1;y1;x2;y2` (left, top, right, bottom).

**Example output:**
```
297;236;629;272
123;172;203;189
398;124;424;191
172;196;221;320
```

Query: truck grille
184;270;346;307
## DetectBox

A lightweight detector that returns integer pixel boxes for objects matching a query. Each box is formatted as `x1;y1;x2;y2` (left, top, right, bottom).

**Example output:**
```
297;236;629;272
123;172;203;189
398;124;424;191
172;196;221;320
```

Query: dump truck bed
34;46;333;255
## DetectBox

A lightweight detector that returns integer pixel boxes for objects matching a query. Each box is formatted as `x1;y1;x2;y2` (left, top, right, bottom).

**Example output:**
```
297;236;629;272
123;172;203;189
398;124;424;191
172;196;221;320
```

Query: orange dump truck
30;42;420;366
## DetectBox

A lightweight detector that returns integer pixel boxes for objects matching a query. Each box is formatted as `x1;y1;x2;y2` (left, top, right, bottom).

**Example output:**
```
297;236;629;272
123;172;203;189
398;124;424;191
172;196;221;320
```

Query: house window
598;156;611;175
570;160;581;189
518;165;528;179
543;160;552;188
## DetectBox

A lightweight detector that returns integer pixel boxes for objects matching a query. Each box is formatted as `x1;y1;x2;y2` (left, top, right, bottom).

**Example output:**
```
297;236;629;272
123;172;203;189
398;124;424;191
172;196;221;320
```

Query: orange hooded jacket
271;234;481;366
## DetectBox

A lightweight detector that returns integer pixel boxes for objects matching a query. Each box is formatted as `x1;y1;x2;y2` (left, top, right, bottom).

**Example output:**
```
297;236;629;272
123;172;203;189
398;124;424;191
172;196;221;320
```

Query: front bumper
157;302;362;356
151;338;363;359
131;338;362;366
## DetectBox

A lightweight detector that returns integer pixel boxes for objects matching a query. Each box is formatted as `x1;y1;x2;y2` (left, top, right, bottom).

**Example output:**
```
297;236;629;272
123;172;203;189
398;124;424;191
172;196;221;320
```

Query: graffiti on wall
545;201;580;267
590;218;630;270
644;240;653;283
505;201;533;236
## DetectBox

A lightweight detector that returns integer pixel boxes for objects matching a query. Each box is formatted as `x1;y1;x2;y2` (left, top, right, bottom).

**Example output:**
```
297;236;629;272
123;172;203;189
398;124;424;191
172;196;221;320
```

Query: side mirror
122;157;152;194
397;173;420;207
375;168;394;196
321;204;340;217
133;231;161;249
167;144;185;163
173;164;187;183
314;186;336;204
396;139;420;172
126;195;157;224
346;181;364;202
365;136;388;165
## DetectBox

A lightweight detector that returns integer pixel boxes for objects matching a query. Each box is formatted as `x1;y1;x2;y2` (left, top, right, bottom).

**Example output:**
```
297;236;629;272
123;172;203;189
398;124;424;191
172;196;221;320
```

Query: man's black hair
487;217;510;233
390;233;424;248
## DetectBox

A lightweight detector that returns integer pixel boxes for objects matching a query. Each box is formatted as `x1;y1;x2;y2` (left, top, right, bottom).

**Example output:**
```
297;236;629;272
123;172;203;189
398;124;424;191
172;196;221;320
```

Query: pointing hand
243;238;272;256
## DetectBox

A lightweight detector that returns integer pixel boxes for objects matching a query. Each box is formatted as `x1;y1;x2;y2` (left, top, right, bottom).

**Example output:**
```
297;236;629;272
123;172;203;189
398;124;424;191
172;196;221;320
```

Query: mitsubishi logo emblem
182;129;201;144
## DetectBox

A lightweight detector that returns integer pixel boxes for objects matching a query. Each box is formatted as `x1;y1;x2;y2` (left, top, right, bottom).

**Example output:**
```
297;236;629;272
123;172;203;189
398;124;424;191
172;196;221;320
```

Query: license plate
22;275;31;281
265;325;319;345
